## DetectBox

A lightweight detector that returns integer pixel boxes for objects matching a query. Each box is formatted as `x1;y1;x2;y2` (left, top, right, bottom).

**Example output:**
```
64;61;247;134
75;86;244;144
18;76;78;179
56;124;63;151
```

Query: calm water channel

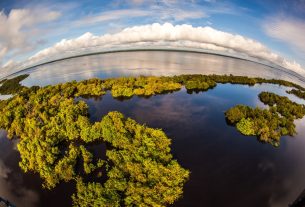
1;51;305;207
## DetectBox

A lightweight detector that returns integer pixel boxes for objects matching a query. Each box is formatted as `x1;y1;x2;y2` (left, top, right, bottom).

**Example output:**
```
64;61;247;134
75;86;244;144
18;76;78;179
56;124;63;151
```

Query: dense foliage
72;112;189;207
225;92;305;146
259;92;305;119
0;74;29;94
0;75;190;206
104;76;182;97
174;74;305;90
0;84;104;188
287;89;305;100
1;73;305;205
2;73;305;97
213;75;305;90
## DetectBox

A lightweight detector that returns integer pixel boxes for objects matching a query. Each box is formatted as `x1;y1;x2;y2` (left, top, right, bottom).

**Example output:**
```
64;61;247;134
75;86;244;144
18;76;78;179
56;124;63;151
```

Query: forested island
1;73;305;206
287;88;305;100
225;92;305;146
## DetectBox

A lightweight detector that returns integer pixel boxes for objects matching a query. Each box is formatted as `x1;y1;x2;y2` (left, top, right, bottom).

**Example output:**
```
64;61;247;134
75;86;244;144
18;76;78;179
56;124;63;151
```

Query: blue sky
0;0;305;75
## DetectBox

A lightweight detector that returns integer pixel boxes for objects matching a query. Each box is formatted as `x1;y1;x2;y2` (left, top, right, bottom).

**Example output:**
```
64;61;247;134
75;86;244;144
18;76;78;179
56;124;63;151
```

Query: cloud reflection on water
1;61;305;206
267;118;305;207
19;51;305;87
0;131;39;207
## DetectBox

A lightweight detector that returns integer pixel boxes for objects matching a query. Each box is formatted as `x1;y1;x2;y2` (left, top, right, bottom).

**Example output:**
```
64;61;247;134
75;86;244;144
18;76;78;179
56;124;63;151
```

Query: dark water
1;83;305;207
1;52;305;207
80;84;305;207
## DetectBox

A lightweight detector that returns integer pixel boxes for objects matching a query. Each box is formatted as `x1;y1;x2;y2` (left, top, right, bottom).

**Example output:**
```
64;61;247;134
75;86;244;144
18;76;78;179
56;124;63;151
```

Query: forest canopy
225;92;305;146
1;73;305;205
287;88;305;100
0;74;193;207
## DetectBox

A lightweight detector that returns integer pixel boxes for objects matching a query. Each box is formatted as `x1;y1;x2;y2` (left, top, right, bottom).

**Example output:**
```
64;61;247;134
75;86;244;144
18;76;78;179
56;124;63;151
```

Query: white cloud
0;0;239;73
24;23;304;76
263;16;305;53
0;8;61;65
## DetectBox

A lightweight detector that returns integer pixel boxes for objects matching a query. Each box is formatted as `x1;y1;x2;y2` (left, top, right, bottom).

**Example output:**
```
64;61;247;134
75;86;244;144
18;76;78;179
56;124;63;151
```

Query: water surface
1;52;305;207
7;51;305;88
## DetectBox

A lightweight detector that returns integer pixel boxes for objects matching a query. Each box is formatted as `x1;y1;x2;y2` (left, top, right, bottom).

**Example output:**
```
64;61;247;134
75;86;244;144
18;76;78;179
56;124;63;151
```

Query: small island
225;92;305;146
1;73;305;206
287;88;305;100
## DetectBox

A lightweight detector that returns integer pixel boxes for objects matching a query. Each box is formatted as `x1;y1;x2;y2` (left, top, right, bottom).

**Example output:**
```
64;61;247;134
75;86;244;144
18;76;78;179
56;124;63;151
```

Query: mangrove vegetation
225;92;305;146
1;73;305;205
0;75;192;206
287;88;305;100
2;73;305;97
73;112;190;207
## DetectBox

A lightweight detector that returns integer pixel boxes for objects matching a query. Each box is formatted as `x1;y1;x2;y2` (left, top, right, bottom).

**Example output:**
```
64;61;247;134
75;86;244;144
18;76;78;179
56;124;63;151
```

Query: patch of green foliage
104;76;182;98
225;92;305;146
1;73;305;205
173;75;217;93
236;118;256;136
0;74;29;95
206;74;305;90
259;92;305;119
287;89;305;100
72;112;190;207
0;75;190;206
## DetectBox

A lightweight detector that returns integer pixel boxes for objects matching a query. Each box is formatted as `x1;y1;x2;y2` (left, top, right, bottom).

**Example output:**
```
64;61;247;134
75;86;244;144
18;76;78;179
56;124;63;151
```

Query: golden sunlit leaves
1;73;305;206
0;75;192;206
225;92;305;146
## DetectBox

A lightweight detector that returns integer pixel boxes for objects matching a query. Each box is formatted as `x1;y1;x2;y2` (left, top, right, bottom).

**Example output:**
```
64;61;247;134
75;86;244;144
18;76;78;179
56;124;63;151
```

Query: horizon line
2;47;304;82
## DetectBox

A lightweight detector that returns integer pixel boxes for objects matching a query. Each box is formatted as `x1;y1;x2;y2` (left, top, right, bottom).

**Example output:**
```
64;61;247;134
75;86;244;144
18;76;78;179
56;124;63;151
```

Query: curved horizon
1;46;299;80
1;23;305;79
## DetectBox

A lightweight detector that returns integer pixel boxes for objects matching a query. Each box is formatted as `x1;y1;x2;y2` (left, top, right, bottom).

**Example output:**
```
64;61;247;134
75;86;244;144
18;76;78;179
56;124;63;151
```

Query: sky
0;0;305;76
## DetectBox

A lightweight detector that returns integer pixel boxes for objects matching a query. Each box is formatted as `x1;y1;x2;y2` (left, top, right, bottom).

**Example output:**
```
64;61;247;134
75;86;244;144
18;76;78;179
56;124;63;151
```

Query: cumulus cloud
24;23;305;76
0;8;61;65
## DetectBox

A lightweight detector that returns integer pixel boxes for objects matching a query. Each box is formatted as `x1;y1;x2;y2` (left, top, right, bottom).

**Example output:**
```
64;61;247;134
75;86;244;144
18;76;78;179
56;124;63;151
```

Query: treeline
225;92;305;146
2;73;305;97
104;76;182;97
173;74;305;90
